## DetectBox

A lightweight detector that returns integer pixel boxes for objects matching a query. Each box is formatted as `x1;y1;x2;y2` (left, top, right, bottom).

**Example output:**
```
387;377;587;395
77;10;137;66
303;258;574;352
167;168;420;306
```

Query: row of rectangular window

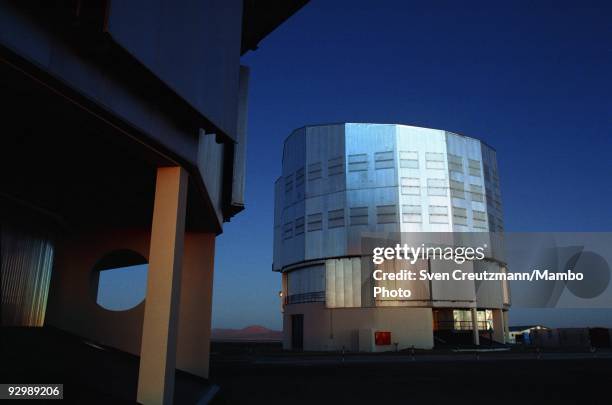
284;205;494;234
402;206;490;225
468;159;482;177
402;205;488;226
333;153;480;175
454;213;487;228
288;176;488;204
287;152;484;194
448;154;463;173
282;205;399;238
448;154;484;178
285;151;483;201
400;177;485;201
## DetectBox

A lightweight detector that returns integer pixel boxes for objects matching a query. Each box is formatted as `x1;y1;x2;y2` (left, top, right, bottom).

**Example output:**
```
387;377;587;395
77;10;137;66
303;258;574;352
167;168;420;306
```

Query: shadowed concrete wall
46;228;216;377
283;303;433;351
46;228;149;355
176;233;215;378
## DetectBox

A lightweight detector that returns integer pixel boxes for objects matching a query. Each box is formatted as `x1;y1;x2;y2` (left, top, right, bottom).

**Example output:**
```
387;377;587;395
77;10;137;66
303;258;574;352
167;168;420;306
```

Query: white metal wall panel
326;257;361;308
430;259;476;306
287;265;325;295
474;259;504;308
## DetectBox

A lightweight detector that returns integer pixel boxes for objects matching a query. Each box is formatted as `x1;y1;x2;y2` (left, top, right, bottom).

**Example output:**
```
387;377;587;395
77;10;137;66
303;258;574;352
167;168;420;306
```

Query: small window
283;222;293;240
453;207;468;226
295;216;305;235
468;159;481;177
426;160;445;170
453;207;467;217
328;209;345;228
473;210;487;221
450;180;465;199
448;154;463;173
429;205;449;224
470;184;484;202
399;151;419;169
401;177;420;195
402;205;422;223
375;151;394;169
350;207;369;226
426;152;444;161
426;152;445;170
427;178;448;196
308;162;322;181
328;157;344;176
473;210;488;229
307;213;322;231
377;205;397;224
348;154;368;172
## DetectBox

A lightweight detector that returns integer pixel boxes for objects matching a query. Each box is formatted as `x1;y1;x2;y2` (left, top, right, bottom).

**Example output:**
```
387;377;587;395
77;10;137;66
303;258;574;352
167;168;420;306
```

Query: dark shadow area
209;341;612;405
0;327;215;404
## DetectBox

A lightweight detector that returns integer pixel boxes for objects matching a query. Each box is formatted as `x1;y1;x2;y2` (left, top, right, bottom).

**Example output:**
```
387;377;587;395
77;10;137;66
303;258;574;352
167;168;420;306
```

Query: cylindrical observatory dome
273;123;509;351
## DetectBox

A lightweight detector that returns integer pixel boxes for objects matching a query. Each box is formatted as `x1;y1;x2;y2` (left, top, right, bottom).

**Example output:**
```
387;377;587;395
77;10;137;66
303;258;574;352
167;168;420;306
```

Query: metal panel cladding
273;123;503;272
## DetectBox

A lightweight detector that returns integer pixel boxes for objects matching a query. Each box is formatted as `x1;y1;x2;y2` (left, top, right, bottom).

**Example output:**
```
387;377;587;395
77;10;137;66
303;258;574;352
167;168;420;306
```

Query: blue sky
212;0;612;330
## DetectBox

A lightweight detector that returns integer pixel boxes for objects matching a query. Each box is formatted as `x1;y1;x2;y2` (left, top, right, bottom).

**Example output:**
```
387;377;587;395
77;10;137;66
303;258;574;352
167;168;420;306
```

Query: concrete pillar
492;309;506;343
137;167;188;405
471;307;480;346
503;310;510;342
176;232;215;378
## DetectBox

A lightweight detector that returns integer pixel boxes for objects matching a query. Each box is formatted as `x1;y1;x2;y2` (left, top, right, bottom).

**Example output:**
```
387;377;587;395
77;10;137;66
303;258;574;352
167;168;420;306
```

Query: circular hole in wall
91;249;148;311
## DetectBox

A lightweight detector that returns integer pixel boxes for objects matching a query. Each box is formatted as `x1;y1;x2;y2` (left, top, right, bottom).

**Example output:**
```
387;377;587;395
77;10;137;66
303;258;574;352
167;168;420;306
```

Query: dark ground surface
3;329;612;404
1;327;213;404
209;341;612;405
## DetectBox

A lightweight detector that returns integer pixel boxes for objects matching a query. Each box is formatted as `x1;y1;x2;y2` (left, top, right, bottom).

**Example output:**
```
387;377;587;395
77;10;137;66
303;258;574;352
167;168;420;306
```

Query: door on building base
291;314;304;350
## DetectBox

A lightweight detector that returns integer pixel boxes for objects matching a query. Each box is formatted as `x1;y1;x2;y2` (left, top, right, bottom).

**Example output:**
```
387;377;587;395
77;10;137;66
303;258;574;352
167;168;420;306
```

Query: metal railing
436;320;493;331
285;291;325;305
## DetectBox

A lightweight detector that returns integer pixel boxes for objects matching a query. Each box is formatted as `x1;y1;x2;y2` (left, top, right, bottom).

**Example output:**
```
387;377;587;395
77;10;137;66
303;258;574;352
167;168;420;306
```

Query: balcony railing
285;291;325;305
437;320;493;331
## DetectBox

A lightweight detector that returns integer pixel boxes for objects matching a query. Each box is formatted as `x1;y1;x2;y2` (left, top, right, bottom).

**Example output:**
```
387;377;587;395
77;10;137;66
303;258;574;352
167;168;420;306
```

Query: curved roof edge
282;122;497;152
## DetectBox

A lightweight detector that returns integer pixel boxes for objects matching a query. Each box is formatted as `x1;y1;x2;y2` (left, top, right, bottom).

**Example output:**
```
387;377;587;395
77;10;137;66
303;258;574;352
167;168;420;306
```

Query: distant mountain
211;325;282;341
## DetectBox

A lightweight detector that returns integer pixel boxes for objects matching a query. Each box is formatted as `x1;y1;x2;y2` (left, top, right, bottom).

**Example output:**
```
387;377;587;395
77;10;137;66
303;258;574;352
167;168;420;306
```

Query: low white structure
508;325;548;344
273;123;510;351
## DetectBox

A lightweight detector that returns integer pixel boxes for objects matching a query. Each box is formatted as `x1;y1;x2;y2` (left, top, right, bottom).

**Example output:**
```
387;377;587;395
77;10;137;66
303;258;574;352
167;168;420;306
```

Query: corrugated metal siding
326;257;361;308
1;225;54;326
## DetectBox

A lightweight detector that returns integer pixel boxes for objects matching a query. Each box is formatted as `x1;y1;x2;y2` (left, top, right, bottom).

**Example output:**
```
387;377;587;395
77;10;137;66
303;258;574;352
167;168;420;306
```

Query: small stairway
434;330;507;349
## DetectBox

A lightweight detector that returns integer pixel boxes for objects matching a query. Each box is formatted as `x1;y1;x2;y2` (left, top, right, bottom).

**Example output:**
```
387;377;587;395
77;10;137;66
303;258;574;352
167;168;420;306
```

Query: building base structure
283;304;434;351
283;304;509;352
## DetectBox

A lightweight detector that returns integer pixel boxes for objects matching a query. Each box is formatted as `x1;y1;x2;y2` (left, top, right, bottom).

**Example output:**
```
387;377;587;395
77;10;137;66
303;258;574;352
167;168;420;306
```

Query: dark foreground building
0;1;306;403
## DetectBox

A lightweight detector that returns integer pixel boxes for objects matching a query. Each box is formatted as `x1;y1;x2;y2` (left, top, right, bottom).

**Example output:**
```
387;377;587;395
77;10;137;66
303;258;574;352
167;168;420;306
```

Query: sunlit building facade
274;123;510;351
